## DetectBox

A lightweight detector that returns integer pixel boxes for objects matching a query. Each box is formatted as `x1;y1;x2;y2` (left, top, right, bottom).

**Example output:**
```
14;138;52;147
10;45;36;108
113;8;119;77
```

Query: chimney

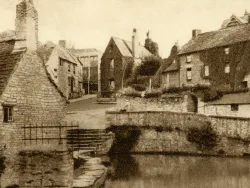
59;40;66;48
15;0;38;51
132;28;138;58
192;29;201;38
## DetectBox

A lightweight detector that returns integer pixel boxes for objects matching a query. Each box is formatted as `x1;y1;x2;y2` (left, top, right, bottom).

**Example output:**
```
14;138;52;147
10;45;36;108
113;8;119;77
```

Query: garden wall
106;111;250;156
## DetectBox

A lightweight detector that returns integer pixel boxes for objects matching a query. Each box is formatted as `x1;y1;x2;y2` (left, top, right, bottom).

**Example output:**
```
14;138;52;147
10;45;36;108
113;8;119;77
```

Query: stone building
200;92;250;118
38;40;83;99
101;29;151;96
69;48;103;94
177;14;250;91
0;0;67;153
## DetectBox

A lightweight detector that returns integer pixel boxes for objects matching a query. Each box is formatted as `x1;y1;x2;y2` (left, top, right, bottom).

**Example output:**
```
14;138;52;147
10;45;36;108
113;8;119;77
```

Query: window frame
186;55;192;63
59;59;64;66
204;65;209;77
225;47;230;55
186;68;192;81
3;105;13;123
225;63;230;74
73;65;76;74
231;104;239;111
68;63;71;72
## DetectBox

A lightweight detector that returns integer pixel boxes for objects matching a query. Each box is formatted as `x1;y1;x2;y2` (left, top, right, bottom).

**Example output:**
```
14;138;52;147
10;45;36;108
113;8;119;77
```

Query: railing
22;121;79;146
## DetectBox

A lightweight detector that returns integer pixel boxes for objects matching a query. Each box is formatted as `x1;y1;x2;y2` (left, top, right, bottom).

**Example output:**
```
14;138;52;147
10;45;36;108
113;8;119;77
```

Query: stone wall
116;95;195;112
1;149;73;187
106;111;250;156
179;53;210;87
0;51;67;154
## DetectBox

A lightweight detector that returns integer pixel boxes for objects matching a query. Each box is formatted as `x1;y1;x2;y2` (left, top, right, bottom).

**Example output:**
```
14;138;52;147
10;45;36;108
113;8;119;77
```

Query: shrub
144;90;162;98
187;121;218;151
121;87;141;98
130;84;146;91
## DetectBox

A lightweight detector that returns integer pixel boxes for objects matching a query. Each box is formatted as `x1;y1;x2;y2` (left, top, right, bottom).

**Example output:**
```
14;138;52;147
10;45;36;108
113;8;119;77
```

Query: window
68;77;71;86
68;63;71;72
3;106;13;122
225;63;230;73
54;68;57;72
231;104;239;111
186;68;192;81
204;65;209;77
59;59;63;66
240;81;248;88
110;59;114;74
73;65;76;74
110;80;115;91
186;55;192;63
225;48;230;55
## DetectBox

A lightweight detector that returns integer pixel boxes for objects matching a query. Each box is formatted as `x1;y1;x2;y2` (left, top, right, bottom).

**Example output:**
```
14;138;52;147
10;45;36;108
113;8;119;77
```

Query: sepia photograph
0;0;250;187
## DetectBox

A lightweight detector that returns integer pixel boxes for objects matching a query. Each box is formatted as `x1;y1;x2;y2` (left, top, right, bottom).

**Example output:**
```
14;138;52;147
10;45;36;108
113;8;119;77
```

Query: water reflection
0;150;73;188
105;155;250;188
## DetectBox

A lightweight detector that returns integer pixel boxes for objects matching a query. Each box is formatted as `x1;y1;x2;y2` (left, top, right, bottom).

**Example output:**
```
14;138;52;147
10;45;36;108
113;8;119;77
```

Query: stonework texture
0;51;67;154
161;71;179;89
179;53;210;87
101;38;134;95
106;111;250;156
116;95;196;113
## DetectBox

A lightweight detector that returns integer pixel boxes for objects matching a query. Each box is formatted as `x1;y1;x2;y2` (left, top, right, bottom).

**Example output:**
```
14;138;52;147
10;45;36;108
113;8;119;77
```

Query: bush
144;90;162;98
130;84;146;91
187;121;218;151
121;87;141;98
137;55;162;76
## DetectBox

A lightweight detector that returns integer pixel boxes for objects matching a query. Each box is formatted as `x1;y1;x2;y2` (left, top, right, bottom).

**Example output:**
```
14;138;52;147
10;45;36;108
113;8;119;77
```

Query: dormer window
186;55;192;63
225;47;230;55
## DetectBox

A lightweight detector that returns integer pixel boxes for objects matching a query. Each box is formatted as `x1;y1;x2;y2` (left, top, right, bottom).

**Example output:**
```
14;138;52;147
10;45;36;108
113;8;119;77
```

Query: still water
105;155;250;188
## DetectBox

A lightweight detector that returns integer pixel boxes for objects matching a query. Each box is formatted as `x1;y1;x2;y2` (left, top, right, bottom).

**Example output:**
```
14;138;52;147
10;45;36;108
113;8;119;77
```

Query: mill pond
1;153;250;188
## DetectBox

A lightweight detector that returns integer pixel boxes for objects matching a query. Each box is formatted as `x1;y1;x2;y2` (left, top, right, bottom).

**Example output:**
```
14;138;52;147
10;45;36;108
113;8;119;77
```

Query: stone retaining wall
106;111;250;156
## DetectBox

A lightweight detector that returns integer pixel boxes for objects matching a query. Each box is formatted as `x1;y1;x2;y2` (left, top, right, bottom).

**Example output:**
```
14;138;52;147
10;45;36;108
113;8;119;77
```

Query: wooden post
23;122;26;146
41;122;43;144
29;122;32;145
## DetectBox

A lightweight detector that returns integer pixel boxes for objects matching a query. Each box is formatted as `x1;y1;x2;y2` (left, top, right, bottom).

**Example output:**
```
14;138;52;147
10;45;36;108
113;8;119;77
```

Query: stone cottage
178;15;250;91
200;92;250;118
69;48;103;94
100;29;152;97
38;40;83;99
0;0;67;153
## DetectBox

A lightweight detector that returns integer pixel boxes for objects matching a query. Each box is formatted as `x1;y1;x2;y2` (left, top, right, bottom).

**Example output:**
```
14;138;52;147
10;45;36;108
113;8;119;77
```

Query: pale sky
1;0;250;58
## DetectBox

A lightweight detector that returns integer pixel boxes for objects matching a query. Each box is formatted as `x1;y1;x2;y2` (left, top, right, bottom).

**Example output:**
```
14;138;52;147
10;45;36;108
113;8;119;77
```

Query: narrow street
64;95;116;129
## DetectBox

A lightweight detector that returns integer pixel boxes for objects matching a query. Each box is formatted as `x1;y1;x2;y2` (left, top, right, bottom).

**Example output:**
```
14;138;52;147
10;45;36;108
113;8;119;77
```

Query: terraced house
164;10;250;91
0;0;67;152
38;40;83;99
101;29;151;96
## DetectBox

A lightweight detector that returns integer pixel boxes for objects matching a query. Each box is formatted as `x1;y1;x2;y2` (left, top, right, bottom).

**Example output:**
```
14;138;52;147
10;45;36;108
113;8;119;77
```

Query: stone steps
67;129;114;154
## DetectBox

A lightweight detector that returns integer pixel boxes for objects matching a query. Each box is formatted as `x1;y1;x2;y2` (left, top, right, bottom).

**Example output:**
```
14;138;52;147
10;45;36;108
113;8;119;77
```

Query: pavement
64;95;116;129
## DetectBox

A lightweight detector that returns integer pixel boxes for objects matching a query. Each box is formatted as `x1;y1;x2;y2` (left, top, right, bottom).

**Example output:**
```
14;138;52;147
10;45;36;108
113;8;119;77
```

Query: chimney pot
192;29;201;38
59;40;66;48
132;28;138;58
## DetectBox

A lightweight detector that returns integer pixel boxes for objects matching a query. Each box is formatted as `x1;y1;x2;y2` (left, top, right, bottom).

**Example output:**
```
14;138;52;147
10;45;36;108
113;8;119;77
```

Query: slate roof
69;48;102;57
179;24;250;55
208;92;250;105
38;42;79;65
0;30;16;42
112;37;152;58
0;40;24;95
221;13;250;29
163;61;179;72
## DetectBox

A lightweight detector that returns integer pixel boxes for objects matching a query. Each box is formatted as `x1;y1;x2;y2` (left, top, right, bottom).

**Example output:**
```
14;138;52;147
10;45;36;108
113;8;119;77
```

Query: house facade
0;0;67;153
38;41;83;99
177;14;250;91
101;29;151;96
69;48;103;94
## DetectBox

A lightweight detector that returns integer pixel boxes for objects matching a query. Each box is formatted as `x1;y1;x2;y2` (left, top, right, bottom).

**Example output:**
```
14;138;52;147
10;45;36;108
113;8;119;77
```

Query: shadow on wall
107;126;141;154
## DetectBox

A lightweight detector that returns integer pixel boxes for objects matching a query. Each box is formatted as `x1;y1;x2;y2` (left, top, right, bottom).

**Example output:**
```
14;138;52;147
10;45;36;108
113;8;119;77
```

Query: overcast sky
1;0;250;57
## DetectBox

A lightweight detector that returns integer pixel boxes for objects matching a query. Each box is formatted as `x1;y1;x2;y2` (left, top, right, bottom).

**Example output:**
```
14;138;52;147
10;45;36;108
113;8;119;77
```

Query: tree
144;31;159;56
137;55;162;76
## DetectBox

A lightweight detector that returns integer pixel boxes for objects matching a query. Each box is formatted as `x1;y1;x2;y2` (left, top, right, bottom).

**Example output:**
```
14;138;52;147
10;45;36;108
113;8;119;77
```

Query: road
64;96;116;129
